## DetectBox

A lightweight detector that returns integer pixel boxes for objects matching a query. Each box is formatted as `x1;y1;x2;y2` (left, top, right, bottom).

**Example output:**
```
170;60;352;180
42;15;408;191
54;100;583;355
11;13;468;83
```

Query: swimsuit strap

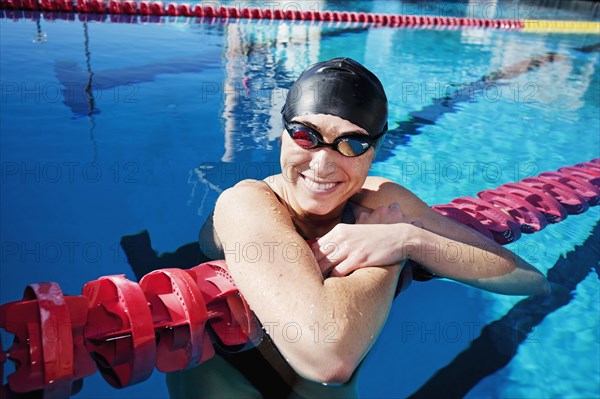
341;201;356;224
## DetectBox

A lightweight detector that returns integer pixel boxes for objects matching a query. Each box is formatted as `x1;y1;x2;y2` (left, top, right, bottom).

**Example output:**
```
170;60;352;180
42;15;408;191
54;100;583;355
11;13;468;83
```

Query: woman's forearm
400;224;550;296
320;264;401;374
257;261;401;384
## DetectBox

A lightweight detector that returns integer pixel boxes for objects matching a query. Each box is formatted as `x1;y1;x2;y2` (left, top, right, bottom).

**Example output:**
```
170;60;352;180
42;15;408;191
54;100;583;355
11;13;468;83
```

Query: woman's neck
267;176;347;239
287;204;346;240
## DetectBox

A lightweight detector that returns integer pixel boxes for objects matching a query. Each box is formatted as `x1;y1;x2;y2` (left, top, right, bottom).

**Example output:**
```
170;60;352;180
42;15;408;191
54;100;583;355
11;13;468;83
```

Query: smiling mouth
300;174;340;191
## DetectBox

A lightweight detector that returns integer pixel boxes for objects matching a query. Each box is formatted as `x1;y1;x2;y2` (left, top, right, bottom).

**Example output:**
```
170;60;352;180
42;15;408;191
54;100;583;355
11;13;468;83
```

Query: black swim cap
282;57;388;138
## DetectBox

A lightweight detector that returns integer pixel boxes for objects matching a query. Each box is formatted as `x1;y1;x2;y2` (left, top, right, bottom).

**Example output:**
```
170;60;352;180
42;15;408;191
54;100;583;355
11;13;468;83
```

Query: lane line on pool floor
377;51;567;162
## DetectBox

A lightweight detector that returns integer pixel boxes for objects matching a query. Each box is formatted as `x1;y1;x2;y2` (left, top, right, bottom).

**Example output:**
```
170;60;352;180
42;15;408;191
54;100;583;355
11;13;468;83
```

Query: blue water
1;1;599;398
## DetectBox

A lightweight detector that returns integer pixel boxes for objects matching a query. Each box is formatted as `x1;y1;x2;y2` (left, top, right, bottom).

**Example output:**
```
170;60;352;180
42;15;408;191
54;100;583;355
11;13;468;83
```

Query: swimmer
167;57;550;399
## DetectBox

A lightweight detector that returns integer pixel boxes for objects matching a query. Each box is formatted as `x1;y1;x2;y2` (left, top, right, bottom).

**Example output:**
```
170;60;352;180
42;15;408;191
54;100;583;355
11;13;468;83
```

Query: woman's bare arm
328;176;551;296
213;180;402;384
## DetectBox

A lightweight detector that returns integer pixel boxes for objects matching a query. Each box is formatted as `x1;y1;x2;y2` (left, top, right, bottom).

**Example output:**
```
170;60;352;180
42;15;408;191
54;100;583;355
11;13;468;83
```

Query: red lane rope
432;159;600;244
1;261;259;398
0;0;525;30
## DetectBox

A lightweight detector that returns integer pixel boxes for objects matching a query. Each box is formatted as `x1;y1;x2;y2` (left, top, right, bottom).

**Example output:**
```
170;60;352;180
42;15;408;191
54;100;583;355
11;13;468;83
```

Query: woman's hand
311;203;422;277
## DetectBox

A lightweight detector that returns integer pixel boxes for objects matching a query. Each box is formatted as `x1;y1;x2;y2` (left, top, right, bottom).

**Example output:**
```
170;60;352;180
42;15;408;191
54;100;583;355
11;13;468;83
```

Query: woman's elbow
519;264;551;296
304;355;356;384
293;340;360;384
502;258;551;296
466;269;552;296
531;275;551;296
502;272;551;296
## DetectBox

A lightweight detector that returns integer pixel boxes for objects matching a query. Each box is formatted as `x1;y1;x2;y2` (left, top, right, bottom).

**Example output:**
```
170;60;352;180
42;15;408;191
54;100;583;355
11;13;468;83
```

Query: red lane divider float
432;158;599;237
0;282;95;398
0;0;526;30
83;275;156;388
557;166;600;188
538;171;599;206
0;158;598;398
477;188;548;233
496;183;568;224
520;176;590;214
191;260;259;349
0;261;258;398
140;268;210;372
447;196;522;244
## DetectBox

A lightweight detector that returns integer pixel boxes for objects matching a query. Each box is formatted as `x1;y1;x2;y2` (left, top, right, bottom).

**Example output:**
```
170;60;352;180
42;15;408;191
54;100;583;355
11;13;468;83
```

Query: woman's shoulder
215;177;287;220
214;177;296;239
351;176;421;209
220;178;276;199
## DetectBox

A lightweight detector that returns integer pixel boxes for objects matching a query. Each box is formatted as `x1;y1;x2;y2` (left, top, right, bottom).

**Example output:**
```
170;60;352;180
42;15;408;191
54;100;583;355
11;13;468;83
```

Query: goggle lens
337;139;370;157
284;119;377;157
290;129;317;149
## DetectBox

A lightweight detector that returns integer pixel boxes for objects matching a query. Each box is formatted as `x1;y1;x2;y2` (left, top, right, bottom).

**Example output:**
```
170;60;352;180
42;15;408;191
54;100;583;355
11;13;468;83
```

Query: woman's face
280;113;375;217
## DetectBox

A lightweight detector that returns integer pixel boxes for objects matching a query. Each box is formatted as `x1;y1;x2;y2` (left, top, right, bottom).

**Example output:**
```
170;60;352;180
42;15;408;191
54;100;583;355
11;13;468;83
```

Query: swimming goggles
282;116;385;157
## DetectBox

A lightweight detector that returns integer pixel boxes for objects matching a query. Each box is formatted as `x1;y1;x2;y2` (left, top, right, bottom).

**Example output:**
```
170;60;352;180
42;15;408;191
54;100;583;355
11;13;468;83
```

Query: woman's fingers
311;237;339;260
310;239;324;262
311;237;344;273
356;211;371;224
330;259;359;277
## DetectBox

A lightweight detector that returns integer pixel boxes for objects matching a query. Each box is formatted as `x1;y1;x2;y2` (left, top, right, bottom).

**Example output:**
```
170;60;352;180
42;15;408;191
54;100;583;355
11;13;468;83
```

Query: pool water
1;1;599;398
